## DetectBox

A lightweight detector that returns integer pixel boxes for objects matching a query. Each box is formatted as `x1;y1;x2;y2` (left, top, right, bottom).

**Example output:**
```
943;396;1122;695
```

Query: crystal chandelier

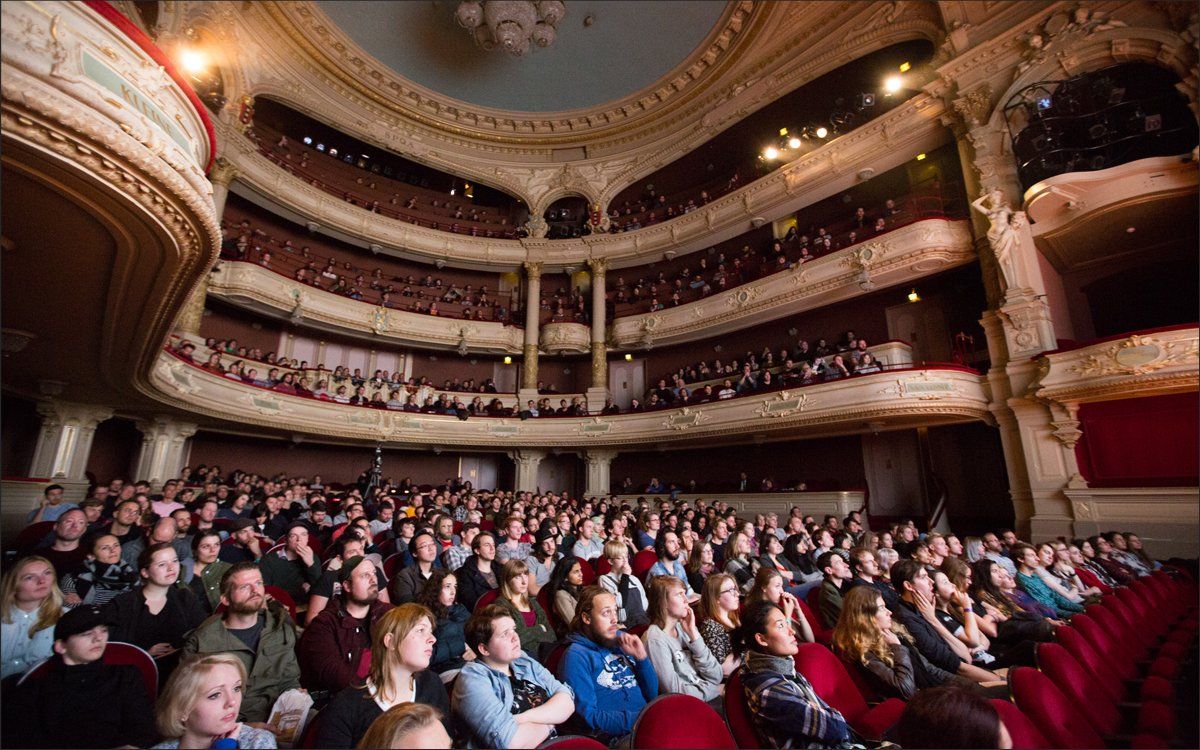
455;1;566;57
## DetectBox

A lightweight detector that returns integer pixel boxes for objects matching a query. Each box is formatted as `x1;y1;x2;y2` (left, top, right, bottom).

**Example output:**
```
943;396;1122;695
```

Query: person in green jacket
183;562;301;723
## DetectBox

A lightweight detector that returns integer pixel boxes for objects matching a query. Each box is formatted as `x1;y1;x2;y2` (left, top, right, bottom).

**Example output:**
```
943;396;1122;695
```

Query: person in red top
297;556;393;694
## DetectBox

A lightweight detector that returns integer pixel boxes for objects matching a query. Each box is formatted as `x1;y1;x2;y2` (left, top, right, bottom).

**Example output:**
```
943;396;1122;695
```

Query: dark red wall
1075;392;1199;487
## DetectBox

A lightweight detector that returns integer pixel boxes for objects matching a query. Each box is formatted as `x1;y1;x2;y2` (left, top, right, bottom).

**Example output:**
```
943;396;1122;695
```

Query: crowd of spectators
247;123;521;240
641;329;886;409
219;219;516;324
3;467;1190;749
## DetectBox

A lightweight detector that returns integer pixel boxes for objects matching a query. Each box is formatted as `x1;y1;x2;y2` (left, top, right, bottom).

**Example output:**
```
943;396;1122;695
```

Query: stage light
180;49;208;74
884;75;903;94
814;127;828;139
899;61;911;73
787;137;801;149
764;147;779;160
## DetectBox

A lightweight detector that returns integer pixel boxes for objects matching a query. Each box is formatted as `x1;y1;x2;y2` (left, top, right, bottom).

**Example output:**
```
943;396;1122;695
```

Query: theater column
25;399;114;500
133;416;199;491
585;257;609;414
509;449;546;493
177;156;238;335
582;450;617;499
946;95;1067;540
518;261;542;406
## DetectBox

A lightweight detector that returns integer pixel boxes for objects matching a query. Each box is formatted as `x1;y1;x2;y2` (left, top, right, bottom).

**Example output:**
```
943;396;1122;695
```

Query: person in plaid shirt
442;522;479;572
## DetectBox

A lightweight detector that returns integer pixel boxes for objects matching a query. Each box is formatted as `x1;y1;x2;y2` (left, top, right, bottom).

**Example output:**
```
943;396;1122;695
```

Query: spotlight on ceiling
179;49;208;74
814;127;828;139
787;137;802;149
763;147;779;160
884;75;903;94
899;61;911;73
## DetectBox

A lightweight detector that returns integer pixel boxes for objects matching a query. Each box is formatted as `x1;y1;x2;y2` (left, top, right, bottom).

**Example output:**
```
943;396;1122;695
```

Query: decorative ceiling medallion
1066;334;1199;377
455;1;565;57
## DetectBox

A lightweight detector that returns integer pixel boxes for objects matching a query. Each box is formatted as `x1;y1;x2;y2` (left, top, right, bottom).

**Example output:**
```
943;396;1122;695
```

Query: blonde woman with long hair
315;604;451;749
832;585;964;700
496;559;556;657
151;653;276;748
697;572;741;677
1;556;64;679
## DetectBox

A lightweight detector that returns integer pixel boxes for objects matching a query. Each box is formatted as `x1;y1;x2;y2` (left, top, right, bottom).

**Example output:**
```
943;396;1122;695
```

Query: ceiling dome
313;0;728;112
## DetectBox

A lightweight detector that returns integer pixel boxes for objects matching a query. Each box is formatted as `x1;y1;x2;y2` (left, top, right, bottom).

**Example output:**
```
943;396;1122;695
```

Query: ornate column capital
583;449;618;465
523;261;543;280
587;256;608;277
35;400;114;430
208;156;239;188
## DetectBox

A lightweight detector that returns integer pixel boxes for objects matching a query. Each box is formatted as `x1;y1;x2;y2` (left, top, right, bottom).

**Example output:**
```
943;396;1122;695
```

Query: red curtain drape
1075;392;1199;487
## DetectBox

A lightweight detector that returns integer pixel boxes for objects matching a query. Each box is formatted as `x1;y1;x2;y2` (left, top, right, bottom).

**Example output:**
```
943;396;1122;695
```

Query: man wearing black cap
526;527;561;593
219;517;263;563
389;528;443;604
260;522;322;601
297;556;392;695
1;605;158;748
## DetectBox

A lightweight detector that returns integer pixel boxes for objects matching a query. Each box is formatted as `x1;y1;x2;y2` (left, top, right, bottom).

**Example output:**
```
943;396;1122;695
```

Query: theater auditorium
1;1;1197;748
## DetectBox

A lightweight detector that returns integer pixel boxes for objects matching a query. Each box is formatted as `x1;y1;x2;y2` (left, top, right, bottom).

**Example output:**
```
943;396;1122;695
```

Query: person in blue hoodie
559;586;658;744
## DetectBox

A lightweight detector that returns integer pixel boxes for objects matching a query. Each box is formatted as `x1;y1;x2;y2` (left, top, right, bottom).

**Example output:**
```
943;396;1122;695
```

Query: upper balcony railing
153;343;989;449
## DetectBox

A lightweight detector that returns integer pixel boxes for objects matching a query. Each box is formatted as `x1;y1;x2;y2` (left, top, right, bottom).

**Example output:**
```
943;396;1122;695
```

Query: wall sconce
624;353;633;361
908;289;921;303
503;356;513;365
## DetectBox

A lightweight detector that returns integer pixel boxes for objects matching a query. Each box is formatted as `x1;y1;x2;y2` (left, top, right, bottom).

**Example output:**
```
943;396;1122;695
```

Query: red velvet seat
1036;643;1173;742
265;585;299;621
990;698;1050;750
12;521;54;555
797;599;832;646
474;587;500;613
543;641;569;678
573;557;597;585
631;549;658;580
1057;624;1174;706
792;643;905;740
631;694;737;749
1009;667;1108;749
723;669;763;750
537;586;565;634
382;552;405;580
1089;605;1183;680
595;556;612;575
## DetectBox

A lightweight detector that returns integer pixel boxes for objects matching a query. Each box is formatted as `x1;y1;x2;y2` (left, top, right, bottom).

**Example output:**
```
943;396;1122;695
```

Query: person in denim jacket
452;605;574;748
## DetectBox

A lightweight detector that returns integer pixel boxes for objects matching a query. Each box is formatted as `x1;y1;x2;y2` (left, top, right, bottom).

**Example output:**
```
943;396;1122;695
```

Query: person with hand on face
2;604;157;749
299;556;393;695
453;606;576;749
890;560;1006;693
105;543;206;670
151;653;278;749
560;586;658;744
27;483;76;524
260;523;322;602
183;563;301;725
737;600;855;749
746;568;815;644
0;556;65;679
315;604;453;749
643;575;723;705
61;533;139;608
220;518;264;564
598;540;649;630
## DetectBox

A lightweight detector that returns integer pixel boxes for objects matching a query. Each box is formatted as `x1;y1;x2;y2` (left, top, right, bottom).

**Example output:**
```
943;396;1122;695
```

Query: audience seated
259;522;322;603
298;555;392;694
893;683;1012;749
390;529;443;605
358;702;453;750
182;562;300;724
314;604;451;748
736;600;856;749
152;652;278;749
453;605;575;748
1;465;1191;748
1;556;64;680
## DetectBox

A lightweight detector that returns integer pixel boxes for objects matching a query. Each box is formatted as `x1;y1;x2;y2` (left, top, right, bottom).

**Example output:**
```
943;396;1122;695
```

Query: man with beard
297;556;392;694
560;587;657;743
647;531;699;602
183;562;301;723
525;527;561;593
35;508;90;583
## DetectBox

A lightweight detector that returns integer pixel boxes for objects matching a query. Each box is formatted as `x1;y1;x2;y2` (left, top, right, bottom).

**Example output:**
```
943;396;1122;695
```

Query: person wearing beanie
298;557;393;695
2;604;158;748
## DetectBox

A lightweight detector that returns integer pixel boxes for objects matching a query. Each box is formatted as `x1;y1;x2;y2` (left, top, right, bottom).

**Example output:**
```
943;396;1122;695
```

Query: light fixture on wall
503;356;513;365
455;1;566;57
908;289;921;303
624;353;633;361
